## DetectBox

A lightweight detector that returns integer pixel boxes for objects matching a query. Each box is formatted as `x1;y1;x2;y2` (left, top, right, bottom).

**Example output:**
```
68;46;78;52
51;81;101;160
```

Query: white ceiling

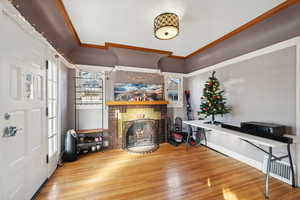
62;0;285;56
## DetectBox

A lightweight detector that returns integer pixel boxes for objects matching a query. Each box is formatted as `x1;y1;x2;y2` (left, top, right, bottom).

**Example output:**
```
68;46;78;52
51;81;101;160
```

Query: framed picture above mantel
114;83;163;101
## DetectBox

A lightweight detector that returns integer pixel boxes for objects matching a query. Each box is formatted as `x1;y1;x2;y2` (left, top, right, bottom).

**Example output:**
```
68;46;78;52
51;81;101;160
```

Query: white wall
187;37;300;185
76;109;104;130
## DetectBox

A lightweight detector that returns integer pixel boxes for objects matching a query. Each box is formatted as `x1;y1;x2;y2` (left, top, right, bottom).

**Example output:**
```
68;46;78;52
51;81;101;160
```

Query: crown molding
161;72;187;77
106;42;173;55
80;43;106;49
168;55;186;59
76;64;114;72
186;35;300;77
80;42;173;55
54;0;180;58
55;0;81;45
115;66;161;74
185;0;300;58
56;0;300;60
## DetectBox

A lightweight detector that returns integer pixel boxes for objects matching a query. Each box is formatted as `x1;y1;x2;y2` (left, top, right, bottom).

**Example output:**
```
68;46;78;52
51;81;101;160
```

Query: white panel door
0;111;26;200
0;5;47;200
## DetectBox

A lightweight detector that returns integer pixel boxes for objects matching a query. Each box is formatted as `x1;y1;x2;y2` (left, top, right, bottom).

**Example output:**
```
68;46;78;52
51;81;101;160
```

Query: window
76;71;103;107
47;60;58;157
164;74;183;107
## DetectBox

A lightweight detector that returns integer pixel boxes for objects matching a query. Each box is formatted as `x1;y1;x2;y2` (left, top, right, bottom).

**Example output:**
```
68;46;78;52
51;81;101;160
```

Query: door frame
46;58;61;177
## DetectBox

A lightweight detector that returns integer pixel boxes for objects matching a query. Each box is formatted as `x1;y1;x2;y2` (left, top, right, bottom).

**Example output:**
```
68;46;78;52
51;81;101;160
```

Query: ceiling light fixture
154;13;179;40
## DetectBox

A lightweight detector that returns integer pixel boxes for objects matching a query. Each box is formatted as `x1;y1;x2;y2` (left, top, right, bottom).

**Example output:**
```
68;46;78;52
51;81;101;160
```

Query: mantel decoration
154;13;179;40
199;71;231;124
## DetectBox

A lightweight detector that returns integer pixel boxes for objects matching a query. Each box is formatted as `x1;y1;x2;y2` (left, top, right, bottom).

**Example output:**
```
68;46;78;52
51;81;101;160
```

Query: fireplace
122;119;159;153
106;101;168;153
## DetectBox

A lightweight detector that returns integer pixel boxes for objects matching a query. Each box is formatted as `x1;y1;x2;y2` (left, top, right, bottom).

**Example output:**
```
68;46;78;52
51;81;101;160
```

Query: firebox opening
123;119;159;153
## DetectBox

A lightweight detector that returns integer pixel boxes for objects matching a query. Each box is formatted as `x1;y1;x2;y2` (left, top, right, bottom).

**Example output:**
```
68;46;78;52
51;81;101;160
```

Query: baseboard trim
204;141;263;171
198;143;229;157
201;141;300;187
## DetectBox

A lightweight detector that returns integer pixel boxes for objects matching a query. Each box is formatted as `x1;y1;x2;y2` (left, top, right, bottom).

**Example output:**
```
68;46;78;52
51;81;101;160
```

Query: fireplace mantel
107;101;168;149
106;101;169;106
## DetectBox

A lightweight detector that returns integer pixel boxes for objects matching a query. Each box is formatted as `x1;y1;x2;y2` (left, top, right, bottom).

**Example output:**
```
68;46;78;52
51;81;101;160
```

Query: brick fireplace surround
107;101;168;149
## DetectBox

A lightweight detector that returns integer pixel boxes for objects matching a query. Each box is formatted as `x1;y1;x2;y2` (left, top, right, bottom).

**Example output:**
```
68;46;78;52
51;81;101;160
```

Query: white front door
46;60;59;176
0;4;47;199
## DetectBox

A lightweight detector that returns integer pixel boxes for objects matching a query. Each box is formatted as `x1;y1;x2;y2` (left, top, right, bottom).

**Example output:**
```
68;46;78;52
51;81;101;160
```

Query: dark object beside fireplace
122;119;160;153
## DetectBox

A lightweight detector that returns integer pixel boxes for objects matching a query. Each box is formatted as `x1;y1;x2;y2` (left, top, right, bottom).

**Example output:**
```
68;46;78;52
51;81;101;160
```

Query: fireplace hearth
123;119;159;153
107;101;168;152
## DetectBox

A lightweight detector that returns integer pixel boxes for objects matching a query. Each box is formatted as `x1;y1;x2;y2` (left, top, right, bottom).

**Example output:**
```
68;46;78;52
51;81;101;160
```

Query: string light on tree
199;71;231;124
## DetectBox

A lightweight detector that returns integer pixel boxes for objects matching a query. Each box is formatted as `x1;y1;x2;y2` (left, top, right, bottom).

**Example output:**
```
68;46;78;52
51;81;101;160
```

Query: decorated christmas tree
199;71;231;124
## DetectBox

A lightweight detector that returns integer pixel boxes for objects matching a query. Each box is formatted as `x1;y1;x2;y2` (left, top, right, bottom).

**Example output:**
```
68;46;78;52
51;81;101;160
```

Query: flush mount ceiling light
154;13;179;40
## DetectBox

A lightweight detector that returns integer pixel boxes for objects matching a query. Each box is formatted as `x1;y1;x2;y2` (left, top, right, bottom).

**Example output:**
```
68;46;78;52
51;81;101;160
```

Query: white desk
183;120;297;199
183;120;296;147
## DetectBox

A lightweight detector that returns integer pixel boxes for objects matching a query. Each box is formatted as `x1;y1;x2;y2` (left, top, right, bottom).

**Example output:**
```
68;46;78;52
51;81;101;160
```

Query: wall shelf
74;71;110;153
74;71;104;130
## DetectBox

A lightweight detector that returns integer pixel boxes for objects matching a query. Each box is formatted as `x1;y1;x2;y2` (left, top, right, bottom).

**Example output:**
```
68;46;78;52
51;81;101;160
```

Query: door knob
4;113;11;120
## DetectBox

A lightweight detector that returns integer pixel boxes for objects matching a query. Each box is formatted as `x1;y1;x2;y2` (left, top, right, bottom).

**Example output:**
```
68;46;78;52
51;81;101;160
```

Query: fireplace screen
122;119;159;151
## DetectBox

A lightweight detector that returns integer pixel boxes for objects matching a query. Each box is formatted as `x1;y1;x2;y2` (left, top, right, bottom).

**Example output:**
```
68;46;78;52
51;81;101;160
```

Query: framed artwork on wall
114;83;163;101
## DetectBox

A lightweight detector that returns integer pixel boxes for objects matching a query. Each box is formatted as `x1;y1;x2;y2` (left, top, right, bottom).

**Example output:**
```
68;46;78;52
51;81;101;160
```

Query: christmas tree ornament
199;71;231;124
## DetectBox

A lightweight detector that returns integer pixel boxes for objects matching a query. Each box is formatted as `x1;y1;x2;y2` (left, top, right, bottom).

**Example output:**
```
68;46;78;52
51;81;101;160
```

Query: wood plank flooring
37;144;300;200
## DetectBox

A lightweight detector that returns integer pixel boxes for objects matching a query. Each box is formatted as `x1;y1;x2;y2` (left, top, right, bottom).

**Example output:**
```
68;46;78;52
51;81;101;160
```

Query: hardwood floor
37;144;300;200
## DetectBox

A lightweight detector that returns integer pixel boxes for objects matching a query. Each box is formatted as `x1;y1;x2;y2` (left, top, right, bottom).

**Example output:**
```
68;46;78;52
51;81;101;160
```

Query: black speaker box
241;122;285;137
